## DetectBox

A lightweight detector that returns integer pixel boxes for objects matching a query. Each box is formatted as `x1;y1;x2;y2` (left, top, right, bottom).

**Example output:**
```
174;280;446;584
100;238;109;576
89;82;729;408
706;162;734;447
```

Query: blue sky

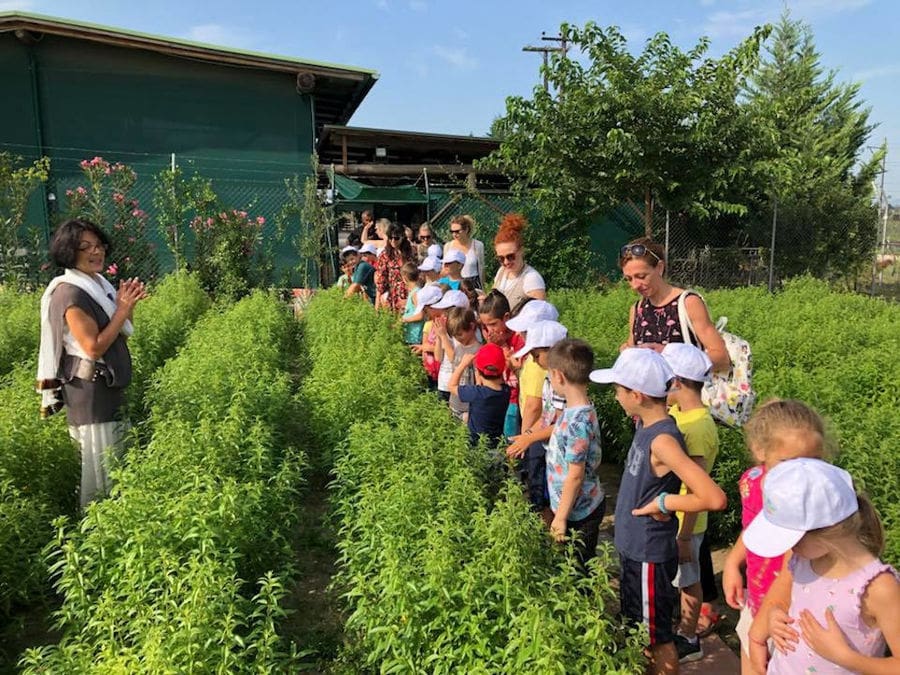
3;0;898;199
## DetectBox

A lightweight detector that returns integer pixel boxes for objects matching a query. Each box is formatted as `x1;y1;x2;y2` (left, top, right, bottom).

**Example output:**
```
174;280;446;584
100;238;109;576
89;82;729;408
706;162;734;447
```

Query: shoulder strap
677;289;703;347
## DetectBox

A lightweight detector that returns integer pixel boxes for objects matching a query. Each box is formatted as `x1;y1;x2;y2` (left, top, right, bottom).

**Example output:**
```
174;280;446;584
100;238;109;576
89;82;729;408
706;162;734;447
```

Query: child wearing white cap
590;348;726;675
721;399;828;674
744;458;899;675
438;249;466;290
410;285;445;391
432;290;472;402
505;320;568;524
417;255;442;285
660;343;718;664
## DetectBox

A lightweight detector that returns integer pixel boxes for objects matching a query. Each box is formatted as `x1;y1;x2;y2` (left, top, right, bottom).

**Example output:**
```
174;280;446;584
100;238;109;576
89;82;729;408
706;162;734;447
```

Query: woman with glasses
442;215;485;290
619;237;728;371
491;213;546;310
374;221;414;313
37;219;147;509
416;223;440;263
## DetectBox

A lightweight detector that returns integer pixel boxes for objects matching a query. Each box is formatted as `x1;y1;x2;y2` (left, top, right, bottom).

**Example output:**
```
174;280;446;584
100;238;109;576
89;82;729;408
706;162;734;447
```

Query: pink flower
130;200;138;208
128;236;136;243
106;263;118;276
132;209;144;218
206;217;214;227
239;210;248;218
65;189;74;197
256;216;266;226
113;192;125;203
79;160;90;169
76;186;87;195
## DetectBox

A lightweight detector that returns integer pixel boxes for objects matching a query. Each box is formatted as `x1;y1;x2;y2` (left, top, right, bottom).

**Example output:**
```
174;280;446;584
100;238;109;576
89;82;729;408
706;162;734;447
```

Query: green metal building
0;11;377;281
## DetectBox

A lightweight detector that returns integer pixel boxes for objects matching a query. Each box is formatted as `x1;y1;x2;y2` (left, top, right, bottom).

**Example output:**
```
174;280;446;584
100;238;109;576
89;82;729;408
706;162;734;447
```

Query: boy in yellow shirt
661;343;719;664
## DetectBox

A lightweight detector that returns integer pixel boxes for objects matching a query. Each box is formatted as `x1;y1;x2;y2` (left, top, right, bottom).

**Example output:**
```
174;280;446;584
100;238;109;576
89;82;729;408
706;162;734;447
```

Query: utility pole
878;140;888;287
522;31;569;93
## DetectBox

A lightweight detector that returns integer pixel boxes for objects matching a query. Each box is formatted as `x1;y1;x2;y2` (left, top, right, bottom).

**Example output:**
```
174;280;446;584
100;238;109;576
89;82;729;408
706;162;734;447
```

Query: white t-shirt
493;264;545;307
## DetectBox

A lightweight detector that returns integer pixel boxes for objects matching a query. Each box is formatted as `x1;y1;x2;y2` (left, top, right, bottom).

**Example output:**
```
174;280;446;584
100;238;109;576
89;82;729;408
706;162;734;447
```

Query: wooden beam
328;163;476;176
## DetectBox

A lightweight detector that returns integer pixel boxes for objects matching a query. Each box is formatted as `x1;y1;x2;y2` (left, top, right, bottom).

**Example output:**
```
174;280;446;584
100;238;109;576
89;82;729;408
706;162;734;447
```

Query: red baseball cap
474;343;506;377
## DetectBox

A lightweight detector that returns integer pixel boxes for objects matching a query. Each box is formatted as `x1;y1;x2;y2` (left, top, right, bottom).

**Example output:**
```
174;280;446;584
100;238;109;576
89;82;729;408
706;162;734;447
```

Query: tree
479;22;770;238
744;11;882;280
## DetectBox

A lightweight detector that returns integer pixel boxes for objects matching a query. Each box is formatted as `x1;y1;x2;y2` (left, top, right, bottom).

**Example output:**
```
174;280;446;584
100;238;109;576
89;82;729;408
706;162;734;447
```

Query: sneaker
675;634;703;663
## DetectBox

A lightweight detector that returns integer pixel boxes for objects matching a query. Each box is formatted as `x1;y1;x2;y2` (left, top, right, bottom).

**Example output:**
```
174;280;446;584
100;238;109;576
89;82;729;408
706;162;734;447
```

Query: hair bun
498;213;527;234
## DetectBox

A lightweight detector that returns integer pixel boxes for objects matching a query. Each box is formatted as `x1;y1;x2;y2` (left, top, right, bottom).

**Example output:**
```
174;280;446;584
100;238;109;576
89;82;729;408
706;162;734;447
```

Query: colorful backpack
678;290;756;427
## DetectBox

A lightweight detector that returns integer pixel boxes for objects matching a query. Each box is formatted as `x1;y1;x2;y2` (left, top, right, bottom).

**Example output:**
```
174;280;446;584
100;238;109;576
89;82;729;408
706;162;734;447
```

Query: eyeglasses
496;251;519;264
389;235;402;241
77;241;108;253
620;244;661;264
450;228;463;236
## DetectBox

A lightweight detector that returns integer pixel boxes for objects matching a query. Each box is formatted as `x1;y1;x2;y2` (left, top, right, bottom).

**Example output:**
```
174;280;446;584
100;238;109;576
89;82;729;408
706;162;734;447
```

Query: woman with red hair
492;213;546;309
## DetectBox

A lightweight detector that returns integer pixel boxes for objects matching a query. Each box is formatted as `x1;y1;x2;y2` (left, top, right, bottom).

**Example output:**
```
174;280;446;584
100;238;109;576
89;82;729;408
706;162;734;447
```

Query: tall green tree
744;11;882;279
480;22;770;238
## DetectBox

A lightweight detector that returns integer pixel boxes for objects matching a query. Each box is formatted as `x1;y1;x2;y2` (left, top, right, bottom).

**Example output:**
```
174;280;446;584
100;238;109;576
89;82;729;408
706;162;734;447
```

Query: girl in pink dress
744;458;899;674
722;400;828;674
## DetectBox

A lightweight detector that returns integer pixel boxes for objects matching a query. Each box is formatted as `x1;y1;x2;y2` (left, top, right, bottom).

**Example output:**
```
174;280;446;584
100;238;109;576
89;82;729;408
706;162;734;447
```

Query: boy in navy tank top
591;349;727;675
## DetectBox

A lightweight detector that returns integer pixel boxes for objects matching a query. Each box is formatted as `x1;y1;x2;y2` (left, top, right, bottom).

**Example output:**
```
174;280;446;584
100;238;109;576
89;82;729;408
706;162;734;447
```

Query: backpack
677;290;756;427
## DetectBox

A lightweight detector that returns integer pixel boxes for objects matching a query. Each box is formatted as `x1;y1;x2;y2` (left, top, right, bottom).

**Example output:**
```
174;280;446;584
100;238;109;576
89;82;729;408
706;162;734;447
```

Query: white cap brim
505;314;530;333
512;343;532;359
588;367;669;398
742;511;805;558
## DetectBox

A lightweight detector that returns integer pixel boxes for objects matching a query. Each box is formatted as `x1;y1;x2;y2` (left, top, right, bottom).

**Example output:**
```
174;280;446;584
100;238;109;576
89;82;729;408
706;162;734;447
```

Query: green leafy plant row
21;293;308;672
0;364;79;618
550;276;900;563
126;271;211;423
303;290;645;673
0;289;40;378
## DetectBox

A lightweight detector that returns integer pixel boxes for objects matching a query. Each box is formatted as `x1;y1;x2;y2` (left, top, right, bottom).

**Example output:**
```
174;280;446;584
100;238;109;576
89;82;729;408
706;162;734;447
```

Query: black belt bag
63;354;117;387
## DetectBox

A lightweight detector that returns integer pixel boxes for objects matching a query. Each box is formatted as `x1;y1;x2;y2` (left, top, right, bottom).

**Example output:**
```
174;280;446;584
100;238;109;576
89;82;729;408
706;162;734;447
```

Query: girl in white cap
744;458;899;674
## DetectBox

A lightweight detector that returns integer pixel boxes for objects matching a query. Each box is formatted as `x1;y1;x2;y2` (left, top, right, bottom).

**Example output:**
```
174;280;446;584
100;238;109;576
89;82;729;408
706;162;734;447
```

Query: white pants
69;420;129;509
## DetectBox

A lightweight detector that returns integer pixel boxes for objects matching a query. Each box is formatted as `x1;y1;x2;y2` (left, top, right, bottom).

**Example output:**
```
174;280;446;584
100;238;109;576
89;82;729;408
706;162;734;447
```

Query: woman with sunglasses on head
374;221;414;313
443;214;485;290
37;219;148;510
492;213;546;310
619;237;728;371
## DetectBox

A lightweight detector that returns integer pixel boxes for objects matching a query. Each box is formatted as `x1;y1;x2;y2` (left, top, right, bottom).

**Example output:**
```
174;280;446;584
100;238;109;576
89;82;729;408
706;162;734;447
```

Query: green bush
126;271;210;422
0;290;40;378
0;364;79;615
305;289;645;672
22;293;307;672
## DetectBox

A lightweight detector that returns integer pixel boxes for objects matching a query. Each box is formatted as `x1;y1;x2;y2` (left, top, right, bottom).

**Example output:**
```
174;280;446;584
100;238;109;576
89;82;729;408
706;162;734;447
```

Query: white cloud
0;0;35;10
703;0;870;39
432;45;477;70
184;24;255;49
409;0;427;11
853;64;900;81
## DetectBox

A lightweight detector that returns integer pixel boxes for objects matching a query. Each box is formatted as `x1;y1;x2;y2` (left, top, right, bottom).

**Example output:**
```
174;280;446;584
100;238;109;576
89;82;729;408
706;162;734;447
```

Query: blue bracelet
657;492;670;515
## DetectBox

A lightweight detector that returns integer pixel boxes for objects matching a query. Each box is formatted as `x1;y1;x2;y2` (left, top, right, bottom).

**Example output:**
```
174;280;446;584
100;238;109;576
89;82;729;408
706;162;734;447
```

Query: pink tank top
740;465;783;615
767;556;898;674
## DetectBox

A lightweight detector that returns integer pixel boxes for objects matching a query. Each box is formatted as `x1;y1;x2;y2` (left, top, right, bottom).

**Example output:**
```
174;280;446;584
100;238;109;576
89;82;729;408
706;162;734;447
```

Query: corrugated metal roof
0;11;379;129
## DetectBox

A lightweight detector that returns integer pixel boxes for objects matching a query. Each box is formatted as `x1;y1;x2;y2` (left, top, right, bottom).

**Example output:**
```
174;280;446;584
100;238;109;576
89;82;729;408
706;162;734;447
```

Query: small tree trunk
644;188;653;238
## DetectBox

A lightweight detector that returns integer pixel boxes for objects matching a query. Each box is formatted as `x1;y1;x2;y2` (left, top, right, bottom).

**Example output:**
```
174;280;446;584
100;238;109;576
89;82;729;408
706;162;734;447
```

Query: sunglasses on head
620;243;661;264
496;251;518;263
